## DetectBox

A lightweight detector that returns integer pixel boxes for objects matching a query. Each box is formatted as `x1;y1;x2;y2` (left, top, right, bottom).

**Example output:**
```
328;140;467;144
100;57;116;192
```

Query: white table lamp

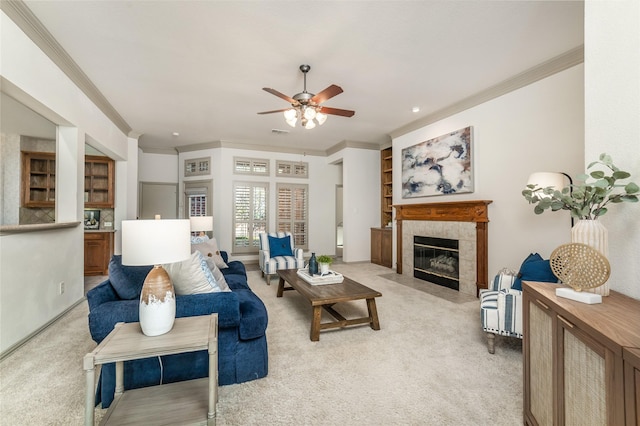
122;219;191;336
190;216;213;236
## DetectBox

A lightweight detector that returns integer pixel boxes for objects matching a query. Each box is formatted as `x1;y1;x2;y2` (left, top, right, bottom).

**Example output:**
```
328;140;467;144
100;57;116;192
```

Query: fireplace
413;236;459;290
394;200;492;296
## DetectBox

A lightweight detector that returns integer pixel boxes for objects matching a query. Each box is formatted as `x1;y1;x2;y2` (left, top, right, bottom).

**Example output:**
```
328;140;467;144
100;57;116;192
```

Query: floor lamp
121;219;191;336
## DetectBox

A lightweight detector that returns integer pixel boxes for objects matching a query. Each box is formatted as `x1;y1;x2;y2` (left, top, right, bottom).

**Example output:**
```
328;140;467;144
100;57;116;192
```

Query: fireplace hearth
414;236;459;290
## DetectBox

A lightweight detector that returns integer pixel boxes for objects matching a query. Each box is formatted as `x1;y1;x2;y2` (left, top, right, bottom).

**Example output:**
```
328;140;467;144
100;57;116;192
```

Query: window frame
276;182;309;250
276;160;309;178
233;157;270;176
184;157;210;177
232;181;268;254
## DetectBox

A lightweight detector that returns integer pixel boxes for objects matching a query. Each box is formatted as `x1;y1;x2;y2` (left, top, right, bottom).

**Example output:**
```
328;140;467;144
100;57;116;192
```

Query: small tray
297;268;344;285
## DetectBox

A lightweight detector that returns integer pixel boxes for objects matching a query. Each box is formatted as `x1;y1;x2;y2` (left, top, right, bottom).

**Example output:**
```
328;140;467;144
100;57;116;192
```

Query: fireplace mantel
393;200;493;296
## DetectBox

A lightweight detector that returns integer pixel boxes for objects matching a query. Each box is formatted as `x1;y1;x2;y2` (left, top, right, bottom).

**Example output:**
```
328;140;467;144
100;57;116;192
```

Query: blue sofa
86;252;268;408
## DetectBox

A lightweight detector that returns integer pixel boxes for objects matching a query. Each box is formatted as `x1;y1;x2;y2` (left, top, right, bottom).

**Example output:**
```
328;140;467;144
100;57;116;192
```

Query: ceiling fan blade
262;87;297;104
257;108;290;115
319;106;355;117
311;85;343;104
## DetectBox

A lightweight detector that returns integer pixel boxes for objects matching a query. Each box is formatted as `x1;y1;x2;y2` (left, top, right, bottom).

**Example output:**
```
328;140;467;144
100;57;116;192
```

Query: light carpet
0;262;522;425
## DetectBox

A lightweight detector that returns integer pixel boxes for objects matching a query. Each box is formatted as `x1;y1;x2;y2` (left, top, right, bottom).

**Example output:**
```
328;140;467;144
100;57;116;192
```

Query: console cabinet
523;281;640;425
84;232;114;276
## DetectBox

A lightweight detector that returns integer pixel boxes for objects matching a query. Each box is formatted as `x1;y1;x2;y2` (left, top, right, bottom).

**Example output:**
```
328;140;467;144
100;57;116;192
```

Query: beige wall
0;11;133;354
585;0;640;299
393;65;585;280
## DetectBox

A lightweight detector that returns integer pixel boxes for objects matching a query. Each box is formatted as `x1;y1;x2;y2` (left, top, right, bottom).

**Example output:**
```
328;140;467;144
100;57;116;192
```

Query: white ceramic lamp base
556;287;602;305
139;265;176;336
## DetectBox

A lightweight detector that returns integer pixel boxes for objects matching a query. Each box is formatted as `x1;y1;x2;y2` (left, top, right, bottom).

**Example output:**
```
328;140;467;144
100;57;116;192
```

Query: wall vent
271;129;290;135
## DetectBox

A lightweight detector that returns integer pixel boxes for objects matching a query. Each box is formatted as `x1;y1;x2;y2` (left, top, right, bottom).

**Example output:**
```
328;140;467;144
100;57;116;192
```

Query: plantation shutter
233;182;267;253
277;183;308;249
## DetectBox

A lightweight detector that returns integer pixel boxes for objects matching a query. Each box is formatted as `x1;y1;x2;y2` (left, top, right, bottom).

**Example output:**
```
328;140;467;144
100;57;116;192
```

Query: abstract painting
401;126;473;198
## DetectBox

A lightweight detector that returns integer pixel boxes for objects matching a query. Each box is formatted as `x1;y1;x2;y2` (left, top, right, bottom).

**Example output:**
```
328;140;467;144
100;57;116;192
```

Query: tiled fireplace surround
394;201;492;297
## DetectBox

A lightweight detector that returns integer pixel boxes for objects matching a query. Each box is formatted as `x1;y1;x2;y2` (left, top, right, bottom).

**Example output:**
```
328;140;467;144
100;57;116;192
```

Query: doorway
139;182;178;219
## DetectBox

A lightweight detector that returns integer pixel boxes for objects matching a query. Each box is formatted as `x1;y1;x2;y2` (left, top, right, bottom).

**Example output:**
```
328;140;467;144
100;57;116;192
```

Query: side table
84;314;218;425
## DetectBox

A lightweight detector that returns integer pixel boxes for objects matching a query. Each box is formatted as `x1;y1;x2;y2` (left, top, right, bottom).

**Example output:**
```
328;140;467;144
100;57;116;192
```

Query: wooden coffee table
277;269;382;341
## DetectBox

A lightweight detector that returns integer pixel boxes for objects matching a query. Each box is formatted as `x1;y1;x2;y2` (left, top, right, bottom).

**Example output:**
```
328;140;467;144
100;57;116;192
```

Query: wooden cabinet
523;281;640;425
624;347;640;425
371;227;392;268
380;147;392;227
84;232;114;276
21;151;56;207
85;155;114;208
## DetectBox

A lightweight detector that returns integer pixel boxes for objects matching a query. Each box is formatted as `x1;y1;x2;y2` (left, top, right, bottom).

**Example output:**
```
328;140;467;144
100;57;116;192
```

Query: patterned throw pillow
163;251;215;295
191;237;228;269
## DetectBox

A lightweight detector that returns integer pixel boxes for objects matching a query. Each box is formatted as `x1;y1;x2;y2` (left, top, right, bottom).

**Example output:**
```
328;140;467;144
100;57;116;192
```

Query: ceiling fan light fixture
316;112;327;125
284;108;298;127
303;106;316;120
258;64;354;129
304;119;316;130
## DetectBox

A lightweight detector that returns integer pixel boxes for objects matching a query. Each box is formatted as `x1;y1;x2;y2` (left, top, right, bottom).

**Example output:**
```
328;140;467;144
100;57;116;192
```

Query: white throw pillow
164;251;214;295
206;257;231;292
191;237;228;269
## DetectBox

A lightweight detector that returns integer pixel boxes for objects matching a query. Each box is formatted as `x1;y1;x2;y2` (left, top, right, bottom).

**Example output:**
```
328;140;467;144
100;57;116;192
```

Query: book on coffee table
296;268;344;285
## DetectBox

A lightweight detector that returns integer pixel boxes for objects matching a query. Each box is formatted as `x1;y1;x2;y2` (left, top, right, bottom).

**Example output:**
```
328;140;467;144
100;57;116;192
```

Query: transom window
276;160;308;178
234;157;269;176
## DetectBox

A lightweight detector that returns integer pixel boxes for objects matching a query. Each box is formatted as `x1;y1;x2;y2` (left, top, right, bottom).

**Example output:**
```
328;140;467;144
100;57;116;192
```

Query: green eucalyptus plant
522;153;639;220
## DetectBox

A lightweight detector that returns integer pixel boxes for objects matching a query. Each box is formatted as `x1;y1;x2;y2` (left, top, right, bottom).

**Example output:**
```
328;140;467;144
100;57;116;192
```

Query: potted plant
522;153;638;220
317;255;333;275
522;153;638;296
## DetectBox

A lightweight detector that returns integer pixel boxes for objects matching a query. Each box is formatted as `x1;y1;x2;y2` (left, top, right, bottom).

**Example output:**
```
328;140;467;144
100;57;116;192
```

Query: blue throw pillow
512;253;556;291
108;255;153;300
268;235;294;258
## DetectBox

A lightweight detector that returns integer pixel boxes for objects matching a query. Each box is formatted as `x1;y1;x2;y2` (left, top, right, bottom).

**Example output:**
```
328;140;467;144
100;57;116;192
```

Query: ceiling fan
258;64;355;129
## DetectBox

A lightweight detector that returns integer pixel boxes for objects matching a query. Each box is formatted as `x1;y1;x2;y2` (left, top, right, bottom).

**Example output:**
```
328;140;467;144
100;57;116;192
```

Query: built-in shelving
380;147;392;227
85;155;114;208
21;151;56;208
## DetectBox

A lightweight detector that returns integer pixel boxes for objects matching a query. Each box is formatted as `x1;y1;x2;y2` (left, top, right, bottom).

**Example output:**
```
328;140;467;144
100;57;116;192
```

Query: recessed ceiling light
172;132;179;137
412;107;420;113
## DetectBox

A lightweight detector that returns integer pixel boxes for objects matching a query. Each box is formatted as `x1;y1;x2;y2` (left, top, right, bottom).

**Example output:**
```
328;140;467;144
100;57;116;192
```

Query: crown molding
325;140;382;156
174;141;222;153
1;0;132;136
390;45;584;139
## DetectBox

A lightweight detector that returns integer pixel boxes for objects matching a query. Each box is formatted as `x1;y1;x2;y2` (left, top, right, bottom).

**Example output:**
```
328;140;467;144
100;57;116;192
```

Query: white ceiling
22;0;584;153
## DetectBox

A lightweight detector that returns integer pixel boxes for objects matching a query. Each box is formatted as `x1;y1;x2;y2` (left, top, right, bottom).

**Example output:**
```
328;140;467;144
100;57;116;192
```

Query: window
184;157;210;177
184;180;212;236
233;182;268;253
276;160;308;178
234;157;269;176
277;183;308;249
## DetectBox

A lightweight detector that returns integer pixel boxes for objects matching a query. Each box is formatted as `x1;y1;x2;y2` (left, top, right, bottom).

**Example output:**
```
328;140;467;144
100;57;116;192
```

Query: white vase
139;265;176;336
319;263;330;275
571;219;609;296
